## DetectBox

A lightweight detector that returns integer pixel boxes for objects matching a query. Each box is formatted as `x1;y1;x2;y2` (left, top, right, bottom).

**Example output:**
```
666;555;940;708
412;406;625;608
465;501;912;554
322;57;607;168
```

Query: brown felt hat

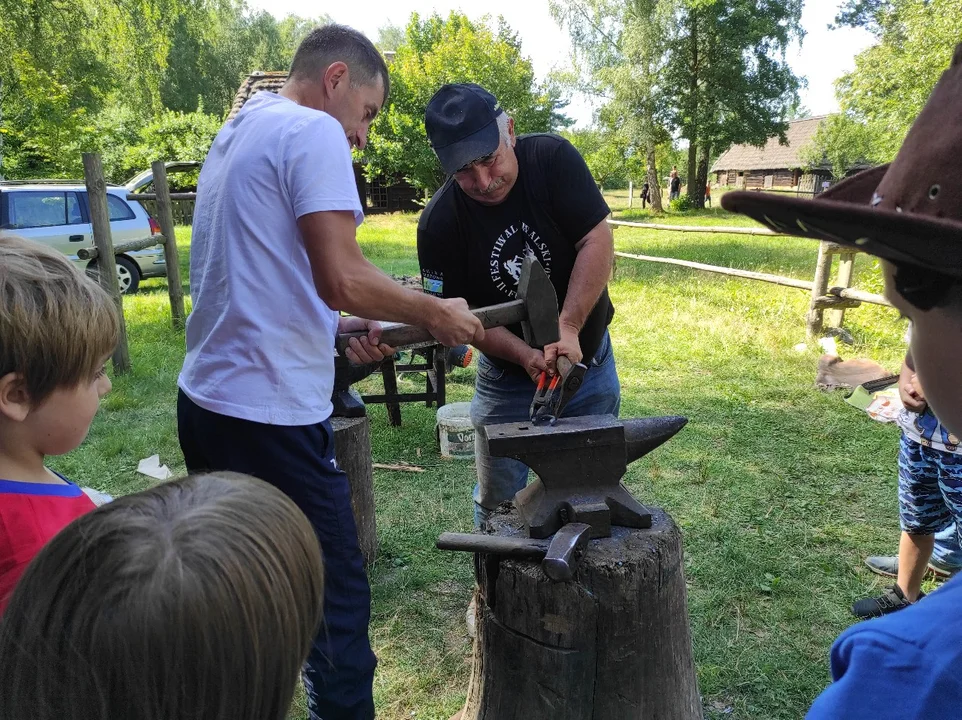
722;43;962;281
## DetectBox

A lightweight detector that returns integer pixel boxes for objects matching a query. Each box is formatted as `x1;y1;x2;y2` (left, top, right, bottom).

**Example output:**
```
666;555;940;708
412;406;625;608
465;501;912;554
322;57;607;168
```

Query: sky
246;0;875;127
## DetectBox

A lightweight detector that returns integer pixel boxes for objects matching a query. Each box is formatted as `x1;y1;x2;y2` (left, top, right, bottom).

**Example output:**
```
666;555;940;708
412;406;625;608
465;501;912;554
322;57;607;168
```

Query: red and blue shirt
0;478;96;613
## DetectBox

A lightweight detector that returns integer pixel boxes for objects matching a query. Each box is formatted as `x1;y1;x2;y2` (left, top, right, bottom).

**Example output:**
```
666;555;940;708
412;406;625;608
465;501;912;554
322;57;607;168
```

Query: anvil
481;414;688;539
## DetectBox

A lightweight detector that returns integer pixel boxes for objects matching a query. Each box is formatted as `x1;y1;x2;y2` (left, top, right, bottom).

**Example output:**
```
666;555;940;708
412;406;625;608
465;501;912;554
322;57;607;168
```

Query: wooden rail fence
608;219;892;338
82;154;186;374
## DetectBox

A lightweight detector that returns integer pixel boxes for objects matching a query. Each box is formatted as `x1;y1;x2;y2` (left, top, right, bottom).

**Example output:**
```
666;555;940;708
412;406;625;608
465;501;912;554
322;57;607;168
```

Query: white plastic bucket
436;402;475;459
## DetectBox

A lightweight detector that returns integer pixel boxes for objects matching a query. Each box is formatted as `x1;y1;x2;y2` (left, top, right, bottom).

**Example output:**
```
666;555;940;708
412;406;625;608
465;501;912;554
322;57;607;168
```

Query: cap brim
433;119;501;175
721;189;962;280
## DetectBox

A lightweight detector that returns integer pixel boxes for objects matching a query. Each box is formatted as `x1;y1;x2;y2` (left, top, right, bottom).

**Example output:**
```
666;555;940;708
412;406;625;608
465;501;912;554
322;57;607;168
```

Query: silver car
0;181;166;294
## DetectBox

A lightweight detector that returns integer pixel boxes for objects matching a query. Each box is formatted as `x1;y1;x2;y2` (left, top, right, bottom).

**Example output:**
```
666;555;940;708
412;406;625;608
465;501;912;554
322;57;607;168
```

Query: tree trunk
685;11;699;205
0;77;4;179
460;505;701;720
645;144;663;213
331;416;378;564
691;143;711;210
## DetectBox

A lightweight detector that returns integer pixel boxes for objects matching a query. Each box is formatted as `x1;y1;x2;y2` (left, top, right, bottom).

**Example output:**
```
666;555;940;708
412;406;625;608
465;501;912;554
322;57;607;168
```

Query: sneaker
851;584;924;619
864;555;960;579
864;555;898;578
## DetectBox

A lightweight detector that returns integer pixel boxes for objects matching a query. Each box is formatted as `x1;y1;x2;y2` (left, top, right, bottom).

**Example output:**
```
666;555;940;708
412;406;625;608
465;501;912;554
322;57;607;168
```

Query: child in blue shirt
723;41;962;720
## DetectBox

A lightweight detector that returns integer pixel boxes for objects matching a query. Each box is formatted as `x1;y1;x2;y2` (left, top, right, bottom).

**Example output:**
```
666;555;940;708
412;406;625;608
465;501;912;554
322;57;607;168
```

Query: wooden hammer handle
335;299;525;354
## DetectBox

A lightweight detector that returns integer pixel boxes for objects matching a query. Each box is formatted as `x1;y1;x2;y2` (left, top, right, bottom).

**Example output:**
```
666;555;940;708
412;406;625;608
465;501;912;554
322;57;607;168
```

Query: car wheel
115;256;140;295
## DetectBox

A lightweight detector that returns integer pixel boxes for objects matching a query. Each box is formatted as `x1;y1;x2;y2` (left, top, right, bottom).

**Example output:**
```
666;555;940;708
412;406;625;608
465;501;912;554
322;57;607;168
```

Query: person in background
669;165;681;201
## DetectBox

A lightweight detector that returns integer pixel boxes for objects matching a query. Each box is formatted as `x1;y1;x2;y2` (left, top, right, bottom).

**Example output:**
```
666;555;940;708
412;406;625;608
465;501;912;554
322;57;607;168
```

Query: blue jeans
933;525;962;568
469;331;621;527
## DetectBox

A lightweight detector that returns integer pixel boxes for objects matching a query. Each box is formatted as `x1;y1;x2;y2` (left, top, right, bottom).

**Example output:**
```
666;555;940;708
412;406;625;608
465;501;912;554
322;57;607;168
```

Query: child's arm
899;350;927;413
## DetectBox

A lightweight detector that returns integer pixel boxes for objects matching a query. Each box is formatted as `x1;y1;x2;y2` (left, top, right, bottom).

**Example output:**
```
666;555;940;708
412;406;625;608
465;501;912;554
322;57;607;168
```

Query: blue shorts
898;432;962;537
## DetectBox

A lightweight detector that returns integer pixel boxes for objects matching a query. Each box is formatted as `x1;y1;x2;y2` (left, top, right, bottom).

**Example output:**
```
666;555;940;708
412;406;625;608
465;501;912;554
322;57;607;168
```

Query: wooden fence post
628;180;633;209
82;153;131;374
827;251;856;329
806;242;833;338
151;161;186;328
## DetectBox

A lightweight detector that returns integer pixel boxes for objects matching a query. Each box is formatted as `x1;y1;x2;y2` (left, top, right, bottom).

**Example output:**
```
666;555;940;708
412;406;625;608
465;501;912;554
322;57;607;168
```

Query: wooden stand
460;505;701;720
361;344;447;427
331;416;377;564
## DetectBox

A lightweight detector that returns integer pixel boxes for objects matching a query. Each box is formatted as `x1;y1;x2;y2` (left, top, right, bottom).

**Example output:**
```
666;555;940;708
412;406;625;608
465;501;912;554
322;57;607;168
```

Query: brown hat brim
721;188;962;280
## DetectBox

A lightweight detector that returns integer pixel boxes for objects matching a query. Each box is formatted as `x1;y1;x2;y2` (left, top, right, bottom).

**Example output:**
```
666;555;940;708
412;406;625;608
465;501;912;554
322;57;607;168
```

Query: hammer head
517;256;559;347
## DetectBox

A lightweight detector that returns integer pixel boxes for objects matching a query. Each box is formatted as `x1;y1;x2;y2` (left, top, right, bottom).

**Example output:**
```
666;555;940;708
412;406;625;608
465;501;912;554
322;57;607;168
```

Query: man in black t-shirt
418;83;622;528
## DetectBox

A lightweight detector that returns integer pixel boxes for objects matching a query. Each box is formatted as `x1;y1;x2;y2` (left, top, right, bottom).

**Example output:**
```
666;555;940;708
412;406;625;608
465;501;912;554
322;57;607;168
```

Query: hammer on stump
334;256;559;355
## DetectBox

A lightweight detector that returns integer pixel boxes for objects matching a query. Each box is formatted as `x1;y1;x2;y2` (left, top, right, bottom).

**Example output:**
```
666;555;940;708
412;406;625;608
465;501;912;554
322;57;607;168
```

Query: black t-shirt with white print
417;133;614;374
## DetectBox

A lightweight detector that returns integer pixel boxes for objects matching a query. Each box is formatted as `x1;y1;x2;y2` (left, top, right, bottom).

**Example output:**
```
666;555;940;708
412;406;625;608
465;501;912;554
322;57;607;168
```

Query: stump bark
461;505;701;720
331;416;377;564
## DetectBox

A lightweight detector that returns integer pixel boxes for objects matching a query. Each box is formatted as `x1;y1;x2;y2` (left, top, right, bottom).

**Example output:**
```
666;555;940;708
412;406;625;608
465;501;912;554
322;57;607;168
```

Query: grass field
51;196;917;719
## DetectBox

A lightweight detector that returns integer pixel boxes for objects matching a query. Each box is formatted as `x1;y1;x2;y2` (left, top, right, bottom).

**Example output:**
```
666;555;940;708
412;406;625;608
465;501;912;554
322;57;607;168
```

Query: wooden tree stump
461;505;701;720
331;416;377;564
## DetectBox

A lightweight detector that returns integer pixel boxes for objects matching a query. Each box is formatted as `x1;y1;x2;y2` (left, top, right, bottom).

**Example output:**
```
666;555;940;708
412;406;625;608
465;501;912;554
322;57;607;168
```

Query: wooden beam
610;219;780;236
812;296;862;310
613;251;892;309
126;192;197;201
77;234;164;260
152;161;186;328
614;251;813;290
82;153;131;374
830;286;891;307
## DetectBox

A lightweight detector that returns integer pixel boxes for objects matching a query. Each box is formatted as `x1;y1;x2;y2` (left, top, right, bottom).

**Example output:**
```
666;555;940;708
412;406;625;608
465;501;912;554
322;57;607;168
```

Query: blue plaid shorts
898;432;962;536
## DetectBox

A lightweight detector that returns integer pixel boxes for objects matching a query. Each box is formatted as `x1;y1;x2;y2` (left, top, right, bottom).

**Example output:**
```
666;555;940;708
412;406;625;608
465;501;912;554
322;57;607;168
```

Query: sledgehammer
334;256;559;355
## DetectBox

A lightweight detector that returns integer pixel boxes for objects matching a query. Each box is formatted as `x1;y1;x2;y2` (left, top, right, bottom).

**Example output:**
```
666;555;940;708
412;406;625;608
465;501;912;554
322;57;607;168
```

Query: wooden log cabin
710;115;836;195
228;71;421;213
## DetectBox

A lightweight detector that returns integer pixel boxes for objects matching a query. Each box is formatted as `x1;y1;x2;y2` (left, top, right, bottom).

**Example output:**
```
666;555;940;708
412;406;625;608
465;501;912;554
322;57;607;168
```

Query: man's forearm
326;258;438;326
473;326;534;365
562;220;614;331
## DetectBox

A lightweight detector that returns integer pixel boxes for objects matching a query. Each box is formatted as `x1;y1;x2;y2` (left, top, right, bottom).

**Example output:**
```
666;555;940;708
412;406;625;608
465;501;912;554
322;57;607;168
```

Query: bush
121;108;221;181
669;194;694;212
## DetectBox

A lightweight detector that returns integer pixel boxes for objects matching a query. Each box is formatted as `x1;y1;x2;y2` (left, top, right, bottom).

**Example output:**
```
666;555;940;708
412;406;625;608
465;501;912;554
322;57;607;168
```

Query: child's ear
0;372;32;422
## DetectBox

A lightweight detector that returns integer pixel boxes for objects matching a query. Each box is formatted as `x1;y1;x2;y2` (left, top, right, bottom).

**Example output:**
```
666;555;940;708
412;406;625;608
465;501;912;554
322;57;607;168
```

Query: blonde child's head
0;472;325;720
0;233;118;454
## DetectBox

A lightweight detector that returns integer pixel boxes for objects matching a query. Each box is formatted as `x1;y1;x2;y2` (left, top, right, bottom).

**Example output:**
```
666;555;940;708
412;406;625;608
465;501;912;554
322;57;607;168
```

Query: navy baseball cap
424;83;503;175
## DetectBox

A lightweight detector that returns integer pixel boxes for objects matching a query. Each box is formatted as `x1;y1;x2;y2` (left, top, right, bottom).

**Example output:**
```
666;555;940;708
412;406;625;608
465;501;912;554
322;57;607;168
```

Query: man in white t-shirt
177;24;484;720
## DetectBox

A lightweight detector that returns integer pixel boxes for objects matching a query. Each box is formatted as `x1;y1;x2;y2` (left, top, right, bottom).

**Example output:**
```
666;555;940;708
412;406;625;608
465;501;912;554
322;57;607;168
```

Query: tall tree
161;4;329;114
561;127;629;190
551;0;675;212
662;0;803;208
375;23;406;52
833;0;962;163
365;12;568;192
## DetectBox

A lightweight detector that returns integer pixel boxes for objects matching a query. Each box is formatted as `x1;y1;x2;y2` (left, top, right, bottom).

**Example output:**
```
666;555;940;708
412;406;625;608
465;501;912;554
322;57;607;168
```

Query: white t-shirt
178;91;362;426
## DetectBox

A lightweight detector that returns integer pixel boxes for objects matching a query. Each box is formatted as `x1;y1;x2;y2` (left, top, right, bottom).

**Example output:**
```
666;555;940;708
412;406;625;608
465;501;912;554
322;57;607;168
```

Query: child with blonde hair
0;233;118;611
0;472;324;720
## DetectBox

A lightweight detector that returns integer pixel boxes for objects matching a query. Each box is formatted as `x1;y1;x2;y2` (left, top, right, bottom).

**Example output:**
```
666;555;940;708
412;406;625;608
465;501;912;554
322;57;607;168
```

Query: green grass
50;200;915;719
